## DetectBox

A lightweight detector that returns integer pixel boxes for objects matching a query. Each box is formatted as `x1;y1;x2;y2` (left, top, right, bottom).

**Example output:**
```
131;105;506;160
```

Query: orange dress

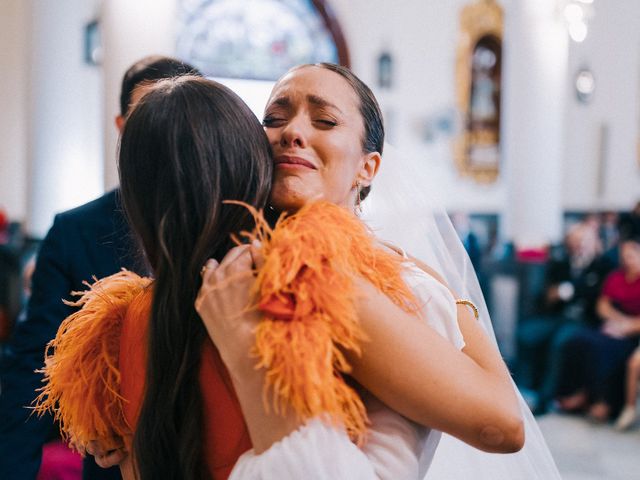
119;289;252;479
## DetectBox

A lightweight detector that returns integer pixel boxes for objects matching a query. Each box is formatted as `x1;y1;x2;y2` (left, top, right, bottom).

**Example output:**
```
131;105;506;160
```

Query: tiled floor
538;413;640;480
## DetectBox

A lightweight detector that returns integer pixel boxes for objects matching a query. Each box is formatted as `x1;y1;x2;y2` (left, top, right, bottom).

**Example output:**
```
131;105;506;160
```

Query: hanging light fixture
560;0;595;42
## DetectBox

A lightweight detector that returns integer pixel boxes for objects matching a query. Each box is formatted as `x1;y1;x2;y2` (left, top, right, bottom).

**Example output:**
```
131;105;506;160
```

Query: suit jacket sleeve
0;214;75;479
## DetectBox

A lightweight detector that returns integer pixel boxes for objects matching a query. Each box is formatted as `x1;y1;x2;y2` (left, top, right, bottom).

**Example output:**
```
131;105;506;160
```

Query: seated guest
556;235;640;421
516;222;615;410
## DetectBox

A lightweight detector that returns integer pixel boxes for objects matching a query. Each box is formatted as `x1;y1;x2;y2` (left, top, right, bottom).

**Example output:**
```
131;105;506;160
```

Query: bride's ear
358;151;381;187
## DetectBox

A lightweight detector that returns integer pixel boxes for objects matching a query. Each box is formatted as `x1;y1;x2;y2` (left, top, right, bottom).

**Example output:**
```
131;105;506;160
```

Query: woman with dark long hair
38;75;423;479
117;76;273;479
37;66;558;479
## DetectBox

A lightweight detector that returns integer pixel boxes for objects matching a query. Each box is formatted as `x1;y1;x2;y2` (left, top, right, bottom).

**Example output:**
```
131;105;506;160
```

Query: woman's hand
85;440;128;469
195;243;304;453
195;243;263;374
602;316;640;338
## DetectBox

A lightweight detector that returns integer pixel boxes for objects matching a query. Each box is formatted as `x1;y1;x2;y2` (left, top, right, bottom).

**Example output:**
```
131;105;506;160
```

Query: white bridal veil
361;145;561;479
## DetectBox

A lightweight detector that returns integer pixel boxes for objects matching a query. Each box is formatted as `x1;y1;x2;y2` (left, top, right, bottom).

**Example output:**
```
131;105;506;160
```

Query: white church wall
27;0;103;237
0;0;29;222
3;0;640;235
101;0;177;191
329;0;508;213
563;0;640;211
331;0;640;215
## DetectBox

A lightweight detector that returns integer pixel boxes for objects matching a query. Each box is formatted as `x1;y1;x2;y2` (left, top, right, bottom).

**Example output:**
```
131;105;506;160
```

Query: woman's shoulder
378;242;452;291
379;241;409;259
387;251;466;350
33;270;153;452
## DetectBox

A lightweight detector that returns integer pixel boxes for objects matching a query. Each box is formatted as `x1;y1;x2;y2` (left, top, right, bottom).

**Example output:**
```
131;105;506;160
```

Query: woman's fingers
200;258;220;285
195;244;262;370
85;440;112;457
85;439;127;468
250;240;264;270
196;246;255;310
94;448;127;468
218;244;251;270
201;240;264;284
225;248;255;277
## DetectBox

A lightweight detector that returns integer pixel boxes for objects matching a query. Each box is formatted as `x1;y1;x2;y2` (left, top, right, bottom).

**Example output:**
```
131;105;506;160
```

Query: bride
201;62;560;478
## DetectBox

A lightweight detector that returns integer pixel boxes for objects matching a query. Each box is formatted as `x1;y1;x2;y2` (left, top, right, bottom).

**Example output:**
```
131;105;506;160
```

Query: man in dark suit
0;56;200;480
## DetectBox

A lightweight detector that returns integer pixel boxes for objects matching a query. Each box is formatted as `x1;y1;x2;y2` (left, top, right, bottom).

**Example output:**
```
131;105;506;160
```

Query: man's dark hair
119;55;201;116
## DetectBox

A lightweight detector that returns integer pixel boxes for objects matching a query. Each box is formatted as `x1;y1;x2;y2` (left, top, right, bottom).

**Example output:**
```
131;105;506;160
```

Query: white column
27;0;103;237
501;0;568;248
101;0;177;191
0;0;29;222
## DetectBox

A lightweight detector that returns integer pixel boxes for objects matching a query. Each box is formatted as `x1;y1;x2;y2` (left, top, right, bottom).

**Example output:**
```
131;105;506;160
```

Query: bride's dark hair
118;75;272;479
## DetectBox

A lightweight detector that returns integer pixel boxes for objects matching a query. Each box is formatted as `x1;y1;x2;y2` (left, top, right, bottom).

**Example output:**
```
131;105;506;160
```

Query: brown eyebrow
266;95;343;114
270;96;291;108
307;95;342;113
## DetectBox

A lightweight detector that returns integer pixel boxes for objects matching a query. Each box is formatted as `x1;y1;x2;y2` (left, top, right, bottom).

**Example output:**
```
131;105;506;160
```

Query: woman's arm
348;277;524;454
597;295;628;322
196;242;521;457
598;296;640;337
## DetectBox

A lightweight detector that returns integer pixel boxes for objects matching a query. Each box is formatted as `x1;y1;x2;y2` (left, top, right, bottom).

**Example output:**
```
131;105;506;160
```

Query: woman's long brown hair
118;76;272;479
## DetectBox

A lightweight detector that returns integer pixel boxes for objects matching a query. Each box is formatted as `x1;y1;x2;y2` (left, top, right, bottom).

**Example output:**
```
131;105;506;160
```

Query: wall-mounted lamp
575;67;595;104
560;0;595;43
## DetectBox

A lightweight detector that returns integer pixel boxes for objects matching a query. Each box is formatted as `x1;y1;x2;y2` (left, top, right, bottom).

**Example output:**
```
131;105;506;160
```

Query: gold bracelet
456;299;479;320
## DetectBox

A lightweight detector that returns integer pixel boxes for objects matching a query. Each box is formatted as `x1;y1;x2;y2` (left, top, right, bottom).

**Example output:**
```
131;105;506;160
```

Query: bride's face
263;66;370;212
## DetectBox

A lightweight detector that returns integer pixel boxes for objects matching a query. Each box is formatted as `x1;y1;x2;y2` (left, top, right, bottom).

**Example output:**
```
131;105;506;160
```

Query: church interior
1;1;639;479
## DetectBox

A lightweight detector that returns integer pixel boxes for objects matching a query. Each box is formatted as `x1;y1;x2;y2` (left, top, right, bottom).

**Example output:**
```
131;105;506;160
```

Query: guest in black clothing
0;56;200;480
516;223;615;411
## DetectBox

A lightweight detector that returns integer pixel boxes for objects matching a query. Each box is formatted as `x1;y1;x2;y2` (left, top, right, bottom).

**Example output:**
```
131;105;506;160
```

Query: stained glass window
177;0;346;80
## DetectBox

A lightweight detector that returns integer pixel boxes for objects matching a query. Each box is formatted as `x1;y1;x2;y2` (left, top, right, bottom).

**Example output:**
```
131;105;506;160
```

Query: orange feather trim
229;200;418;445
32;270;152;452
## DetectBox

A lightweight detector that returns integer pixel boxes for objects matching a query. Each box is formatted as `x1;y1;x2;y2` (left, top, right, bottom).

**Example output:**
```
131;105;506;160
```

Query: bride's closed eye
314;118;338;128
262;115;285;127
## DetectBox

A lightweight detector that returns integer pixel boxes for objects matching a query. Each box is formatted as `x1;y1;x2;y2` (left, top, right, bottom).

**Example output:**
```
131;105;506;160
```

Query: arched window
176;0;349;81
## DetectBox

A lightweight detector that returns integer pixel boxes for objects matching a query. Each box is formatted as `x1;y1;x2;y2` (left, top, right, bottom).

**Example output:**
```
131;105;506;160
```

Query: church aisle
538;412;640;480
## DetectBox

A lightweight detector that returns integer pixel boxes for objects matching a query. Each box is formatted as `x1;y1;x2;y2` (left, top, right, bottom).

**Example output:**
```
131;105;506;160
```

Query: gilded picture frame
453;0;504;184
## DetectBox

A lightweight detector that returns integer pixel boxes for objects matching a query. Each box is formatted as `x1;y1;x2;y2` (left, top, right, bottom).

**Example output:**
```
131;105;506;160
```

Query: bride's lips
274;155;317;170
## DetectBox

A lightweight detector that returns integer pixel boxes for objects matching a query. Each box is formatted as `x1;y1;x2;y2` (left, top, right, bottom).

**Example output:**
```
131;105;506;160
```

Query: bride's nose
279;117;308;149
